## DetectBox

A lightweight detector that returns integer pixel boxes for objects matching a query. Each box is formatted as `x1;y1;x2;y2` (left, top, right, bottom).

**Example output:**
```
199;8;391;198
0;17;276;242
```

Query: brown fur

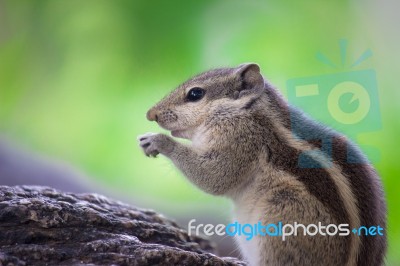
138;63;387;266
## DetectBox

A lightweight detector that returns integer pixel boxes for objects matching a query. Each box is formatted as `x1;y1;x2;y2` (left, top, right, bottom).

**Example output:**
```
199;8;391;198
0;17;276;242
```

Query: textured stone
0;186;245;266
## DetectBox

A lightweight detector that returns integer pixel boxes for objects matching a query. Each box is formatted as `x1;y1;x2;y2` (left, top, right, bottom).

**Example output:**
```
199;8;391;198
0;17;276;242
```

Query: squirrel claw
138;133;162;158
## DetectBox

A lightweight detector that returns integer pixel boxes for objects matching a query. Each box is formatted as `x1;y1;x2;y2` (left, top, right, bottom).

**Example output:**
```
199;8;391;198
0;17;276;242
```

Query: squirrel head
146;63;265;139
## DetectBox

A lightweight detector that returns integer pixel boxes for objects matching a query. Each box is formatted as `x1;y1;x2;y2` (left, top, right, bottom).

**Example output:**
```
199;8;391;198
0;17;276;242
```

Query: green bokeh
0;0;399;264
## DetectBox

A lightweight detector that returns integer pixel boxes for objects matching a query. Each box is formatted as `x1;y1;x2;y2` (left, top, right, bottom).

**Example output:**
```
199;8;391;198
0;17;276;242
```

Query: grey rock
0;186;246;266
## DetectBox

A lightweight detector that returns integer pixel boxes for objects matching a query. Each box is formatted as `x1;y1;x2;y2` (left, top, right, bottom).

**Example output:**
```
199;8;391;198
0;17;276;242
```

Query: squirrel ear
234;63;264;98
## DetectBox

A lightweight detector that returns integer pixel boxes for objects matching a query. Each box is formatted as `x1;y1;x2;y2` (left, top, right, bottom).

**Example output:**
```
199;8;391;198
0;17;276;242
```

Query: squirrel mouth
171;130;188;139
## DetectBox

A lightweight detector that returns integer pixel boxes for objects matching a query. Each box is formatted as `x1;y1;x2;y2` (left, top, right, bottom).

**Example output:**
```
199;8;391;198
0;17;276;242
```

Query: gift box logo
287;40;381;168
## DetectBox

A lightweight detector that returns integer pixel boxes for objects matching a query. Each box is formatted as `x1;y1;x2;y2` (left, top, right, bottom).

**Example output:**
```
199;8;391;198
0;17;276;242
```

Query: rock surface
0;186;246;266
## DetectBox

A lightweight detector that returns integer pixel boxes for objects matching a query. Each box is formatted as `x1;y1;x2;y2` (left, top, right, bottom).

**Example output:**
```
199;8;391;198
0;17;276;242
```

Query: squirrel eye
186;87;205;102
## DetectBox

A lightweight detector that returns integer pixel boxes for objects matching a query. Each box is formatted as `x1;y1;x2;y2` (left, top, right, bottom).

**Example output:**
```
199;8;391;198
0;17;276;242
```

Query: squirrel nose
146;109;158;122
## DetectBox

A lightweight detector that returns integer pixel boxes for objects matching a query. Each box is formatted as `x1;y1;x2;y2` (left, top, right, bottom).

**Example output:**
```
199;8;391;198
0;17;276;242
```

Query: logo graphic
287;39;381;167
188;219;385;241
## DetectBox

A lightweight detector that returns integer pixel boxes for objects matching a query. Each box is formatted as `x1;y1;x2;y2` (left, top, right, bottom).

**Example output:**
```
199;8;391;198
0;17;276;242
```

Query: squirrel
138;63;387;266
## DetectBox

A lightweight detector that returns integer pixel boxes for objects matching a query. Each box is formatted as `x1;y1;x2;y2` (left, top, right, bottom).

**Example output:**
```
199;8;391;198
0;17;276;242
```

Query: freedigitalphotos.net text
188;219;384;241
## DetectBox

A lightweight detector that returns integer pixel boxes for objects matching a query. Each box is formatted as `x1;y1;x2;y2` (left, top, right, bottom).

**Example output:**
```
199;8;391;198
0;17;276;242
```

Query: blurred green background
0;0;399;264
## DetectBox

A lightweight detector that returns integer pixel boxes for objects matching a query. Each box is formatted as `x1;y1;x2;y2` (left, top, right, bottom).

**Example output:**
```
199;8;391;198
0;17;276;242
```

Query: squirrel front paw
137;133;175;157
